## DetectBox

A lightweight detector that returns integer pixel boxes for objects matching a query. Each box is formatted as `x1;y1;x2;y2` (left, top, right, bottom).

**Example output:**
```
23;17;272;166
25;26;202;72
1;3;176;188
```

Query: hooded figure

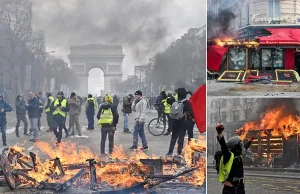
215;125;254;194
166;88;194;156
96;95;119;155
0;95;12;146
15;94;28;137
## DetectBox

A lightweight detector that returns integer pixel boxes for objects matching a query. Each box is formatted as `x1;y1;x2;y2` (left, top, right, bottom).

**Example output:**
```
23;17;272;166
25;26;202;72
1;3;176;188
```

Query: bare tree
228;98;257;121
208;98;232;126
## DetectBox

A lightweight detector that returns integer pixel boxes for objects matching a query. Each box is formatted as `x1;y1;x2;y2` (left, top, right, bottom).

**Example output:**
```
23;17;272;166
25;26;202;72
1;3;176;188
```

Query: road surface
0;107;205;194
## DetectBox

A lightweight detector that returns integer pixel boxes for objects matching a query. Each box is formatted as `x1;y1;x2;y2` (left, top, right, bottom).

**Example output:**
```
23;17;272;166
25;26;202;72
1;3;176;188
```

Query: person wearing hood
0;95;12;146
15;94;28;137
68;92;82;136
45;92;55;132
97;95;119;155
25;91;40;142
215;125;254;194
50;91;69;144
129;90;148;150
166;88;193;156
85;94;97;130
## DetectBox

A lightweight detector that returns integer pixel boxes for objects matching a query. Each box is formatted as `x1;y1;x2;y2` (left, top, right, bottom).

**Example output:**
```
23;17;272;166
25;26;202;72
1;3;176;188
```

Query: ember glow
236;105;300;140
214;38;259;48
6;138;206;191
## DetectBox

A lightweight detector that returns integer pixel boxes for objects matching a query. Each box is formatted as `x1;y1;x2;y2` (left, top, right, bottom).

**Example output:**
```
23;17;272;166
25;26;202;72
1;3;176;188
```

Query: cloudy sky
31;0;206;94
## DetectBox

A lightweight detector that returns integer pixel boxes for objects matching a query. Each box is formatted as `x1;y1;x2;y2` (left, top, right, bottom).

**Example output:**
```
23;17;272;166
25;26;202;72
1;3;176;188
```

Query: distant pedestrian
68;92;81;136
45;92;55;132
129;90;148;150
113;95;119;108
0;95;12;146
122;95;132;133
97;95;119;155
85;94;97;130
25;91;40;142
36;92;44;132
15;94;28;137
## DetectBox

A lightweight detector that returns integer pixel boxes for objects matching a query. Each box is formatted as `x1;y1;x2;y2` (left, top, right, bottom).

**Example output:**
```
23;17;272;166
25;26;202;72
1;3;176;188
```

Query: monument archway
68;44;124;96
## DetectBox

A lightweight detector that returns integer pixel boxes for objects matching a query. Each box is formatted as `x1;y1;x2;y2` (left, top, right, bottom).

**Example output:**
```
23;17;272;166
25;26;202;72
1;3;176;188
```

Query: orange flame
237;105;300;140
215;38;259;48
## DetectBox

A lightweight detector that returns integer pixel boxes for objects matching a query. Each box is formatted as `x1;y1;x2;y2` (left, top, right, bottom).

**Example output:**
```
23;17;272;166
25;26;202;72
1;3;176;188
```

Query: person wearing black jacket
166;88;194;156
216;124;254;194
97;95;119;155
15;94;28;137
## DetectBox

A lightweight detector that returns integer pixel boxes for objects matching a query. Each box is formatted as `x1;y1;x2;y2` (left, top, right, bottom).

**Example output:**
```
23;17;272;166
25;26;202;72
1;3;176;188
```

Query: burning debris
0;138;206;193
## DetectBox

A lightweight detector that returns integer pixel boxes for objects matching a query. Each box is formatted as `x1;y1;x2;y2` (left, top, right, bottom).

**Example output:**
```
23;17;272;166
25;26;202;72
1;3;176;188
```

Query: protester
85;94;97;130
45;92;55;132
37;92;44;132
68;92;81;136
97;95;119;155
122;95;132;133
15;94;28;137
129;90;148;150
25;91;40;142
0;95;12;146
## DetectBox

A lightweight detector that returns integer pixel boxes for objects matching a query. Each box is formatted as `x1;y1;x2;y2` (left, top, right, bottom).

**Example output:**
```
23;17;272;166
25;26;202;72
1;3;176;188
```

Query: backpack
170;99;186;120
214;151;222;174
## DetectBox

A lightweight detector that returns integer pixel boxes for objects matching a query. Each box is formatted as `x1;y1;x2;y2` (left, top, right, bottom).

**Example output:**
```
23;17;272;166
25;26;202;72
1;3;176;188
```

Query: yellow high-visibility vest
53;99;67;117
219;152;234;182
45;96;54;113
98;108;113;127
162;98;171;114
174;94;178;100
86;98;97;110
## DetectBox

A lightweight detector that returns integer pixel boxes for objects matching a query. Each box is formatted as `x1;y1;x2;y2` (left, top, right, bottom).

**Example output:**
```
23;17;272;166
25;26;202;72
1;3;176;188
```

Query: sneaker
3;143;7;146
71;132;75;136
26;132;32;136
140;146;148;151
16;133;20;138
163;131;171;136
166;153;173;156
29;139;39;142
124;130;131;133
129;146;137;150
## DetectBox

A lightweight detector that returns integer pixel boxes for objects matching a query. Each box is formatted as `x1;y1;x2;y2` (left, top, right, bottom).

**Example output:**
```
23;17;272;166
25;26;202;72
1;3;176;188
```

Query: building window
269;0;280;19
249;49;260;69
233;98;240;106
233;110;240;121
229;48;246;70
261;48;284;70
246;4;250;25
221;112;227;122
221;99;226;108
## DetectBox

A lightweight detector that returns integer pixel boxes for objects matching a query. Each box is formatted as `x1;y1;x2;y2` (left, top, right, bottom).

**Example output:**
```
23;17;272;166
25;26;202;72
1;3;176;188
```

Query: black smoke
207;9;236;40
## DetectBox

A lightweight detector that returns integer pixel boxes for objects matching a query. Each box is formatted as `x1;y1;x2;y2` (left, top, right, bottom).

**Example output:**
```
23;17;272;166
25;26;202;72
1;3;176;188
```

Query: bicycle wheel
148;118;166;136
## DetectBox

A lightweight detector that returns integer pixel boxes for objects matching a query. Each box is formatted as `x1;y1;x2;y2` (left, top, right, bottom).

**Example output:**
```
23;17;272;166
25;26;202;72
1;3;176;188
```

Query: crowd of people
0;87;195;157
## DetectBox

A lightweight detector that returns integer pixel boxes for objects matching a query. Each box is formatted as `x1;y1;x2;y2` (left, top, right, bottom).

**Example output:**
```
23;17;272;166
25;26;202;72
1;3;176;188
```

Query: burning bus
208;26;300;83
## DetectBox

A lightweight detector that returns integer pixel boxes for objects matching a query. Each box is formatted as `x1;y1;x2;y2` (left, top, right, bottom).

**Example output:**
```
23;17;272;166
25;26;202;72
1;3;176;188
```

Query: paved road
0;108;205;194
207;171;300;194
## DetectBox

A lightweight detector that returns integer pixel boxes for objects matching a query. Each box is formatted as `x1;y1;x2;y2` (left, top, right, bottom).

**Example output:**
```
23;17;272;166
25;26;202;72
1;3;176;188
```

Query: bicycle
148;113;169;136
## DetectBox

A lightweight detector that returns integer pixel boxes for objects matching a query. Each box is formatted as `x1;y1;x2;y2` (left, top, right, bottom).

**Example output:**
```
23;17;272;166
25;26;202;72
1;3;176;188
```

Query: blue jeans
133;121;147;147
29;118;39;139
86;112;94;129
123;113;128;131
0;123;6;144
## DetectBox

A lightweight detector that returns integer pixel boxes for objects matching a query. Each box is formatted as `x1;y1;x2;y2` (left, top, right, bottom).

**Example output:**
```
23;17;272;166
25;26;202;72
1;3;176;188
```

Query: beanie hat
135;90;142;96
70;92;76;98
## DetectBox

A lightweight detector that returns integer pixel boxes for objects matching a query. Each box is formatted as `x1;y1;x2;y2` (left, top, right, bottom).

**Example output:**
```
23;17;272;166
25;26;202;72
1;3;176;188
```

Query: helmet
226;136;243;151
105;95;113;103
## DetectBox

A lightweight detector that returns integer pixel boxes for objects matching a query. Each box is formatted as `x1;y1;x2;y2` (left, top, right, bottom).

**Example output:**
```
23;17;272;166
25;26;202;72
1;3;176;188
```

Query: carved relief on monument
72;65;85;73
107;65;121;73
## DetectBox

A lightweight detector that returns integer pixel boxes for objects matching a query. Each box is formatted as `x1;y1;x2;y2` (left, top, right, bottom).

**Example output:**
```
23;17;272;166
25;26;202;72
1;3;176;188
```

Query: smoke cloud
31;0;205;76
207;9;236;39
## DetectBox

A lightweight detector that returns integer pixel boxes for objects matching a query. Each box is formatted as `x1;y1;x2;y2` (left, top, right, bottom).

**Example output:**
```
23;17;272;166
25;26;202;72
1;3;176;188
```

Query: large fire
236;104;300;140
214;38;259;48
6;137;206;191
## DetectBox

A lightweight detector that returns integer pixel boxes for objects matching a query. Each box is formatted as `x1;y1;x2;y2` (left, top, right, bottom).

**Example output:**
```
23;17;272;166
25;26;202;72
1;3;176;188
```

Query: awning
259;28;300;45
207;45;229;72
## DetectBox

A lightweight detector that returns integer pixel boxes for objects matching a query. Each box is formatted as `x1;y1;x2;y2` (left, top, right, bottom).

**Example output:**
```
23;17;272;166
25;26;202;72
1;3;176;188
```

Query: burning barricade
0;137;206;193
236;104;300;167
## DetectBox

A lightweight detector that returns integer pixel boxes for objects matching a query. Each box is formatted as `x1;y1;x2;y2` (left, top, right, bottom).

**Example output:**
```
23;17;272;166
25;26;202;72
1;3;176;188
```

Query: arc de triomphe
68;44;124;95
